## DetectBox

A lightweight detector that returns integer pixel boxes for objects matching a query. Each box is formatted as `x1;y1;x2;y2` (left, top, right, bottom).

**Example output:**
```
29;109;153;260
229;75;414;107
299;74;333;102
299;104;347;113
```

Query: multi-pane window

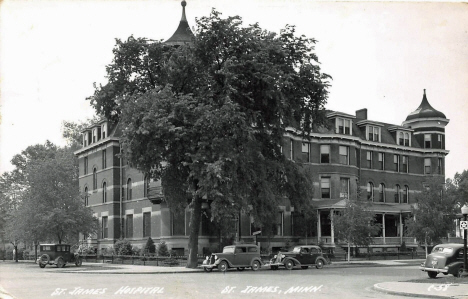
398;132;410;146
403;185;409;203
102;150;107;169
368;126;381;142
143;212;151;238
339;146;349;165
337;118;352;135
172;212;185;236
437;134;444;148
401;156;408;173
367;182;374;201
366;151;373;168
438;158;443;175
340;178;350;199
379;183;385;202
84;187;88;206
93;168;97;190
102;216;108;239
127;178;132;200
276;212;284;236
102;182;107;203
144;175;150;197
126;215;133;238
320;145;330;163
84;157;88;175
301;142;310;162
394;155;400;172
321;177;330;199
378;152;384;170
424;134;431;148
394;185;401;203
424;158;431;174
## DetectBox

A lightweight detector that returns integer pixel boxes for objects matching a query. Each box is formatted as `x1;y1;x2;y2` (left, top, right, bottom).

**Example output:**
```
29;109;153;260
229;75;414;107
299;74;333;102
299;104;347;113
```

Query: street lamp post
461;205;468;277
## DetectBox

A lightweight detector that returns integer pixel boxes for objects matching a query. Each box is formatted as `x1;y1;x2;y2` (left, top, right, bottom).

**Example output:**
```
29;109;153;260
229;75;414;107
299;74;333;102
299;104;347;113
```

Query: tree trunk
186;195;202;268
347;242;351;263
14;245;18;262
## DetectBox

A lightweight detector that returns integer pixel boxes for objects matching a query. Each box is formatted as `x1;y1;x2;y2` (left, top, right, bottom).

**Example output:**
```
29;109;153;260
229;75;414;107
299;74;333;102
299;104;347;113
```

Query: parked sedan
201;244;262;272
420;243;465;278
270;245;329;270
37;244;82;268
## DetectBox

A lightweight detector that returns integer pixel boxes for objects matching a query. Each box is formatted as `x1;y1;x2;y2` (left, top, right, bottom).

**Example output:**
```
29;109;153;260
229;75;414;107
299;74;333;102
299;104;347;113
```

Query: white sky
0;0;467;180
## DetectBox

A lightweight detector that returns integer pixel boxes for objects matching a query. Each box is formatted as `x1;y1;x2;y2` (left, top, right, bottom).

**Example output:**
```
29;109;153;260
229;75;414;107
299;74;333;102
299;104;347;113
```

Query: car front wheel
456;267;464;278
316;259;324;269
203;267;212;273
75;257;82;267
285;260;294;270
427;271;438;279
251;260;260;271
56;257;65;268
218;261;228;272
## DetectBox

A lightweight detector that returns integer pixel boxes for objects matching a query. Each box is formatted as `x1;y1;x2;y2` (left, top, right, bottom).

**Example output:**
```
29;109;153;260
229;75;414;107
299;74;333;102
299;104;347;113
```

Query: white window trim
335;117;353;135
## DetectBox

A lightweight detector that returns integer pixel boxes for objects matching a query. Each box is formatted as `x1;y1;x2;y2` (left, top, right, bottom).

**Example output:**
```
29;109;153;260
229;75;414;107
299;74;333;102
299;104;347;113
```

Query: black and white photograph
1;0;468;298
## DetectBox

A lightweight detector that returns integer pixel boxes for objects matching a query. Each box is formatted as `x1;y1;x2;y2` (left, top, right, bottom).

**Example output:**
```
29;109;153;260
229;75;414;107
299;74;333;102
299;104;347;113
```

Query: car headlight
205;256;209;260
214;255;218;260
273;255;277;259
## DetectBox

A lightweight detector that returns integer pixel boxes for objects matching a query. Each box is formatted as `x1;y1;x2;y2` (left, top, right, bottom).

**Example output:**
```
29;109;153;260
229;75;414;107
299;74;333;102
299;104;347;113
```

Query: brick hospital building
75;2;449;255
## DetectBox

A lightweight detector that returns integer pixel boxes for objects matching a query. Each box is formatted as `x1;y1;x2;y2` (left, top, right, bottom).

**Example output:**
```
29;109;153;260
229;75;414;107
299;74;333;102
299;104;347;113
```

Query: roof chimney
356;109;367;120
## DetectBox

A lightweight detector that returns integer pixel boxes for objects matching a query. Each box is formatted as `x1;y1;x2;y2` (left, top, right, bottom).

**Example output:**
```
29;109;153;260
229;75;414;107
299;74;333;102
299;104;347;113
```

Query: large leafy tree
90;10;330;268
406;177;457;256
333;200;380;262
2;142;97;249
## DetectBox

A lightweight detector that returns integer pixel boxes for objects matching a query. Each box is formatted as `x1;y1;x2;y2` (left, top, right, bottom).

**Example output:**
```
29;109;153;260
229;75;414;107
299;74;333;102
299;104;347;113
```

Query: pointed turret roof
405;89;447;121
165;1;194;46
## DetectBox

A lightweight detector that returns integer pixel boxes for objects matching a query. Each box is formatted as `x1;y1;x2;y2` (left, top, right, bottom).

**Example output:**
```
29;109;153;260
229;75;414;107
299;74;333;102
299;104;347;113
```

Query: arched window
127;178;132;201
394;185;401;203
379;183;385;202
102;182;107;203
84;187;88;206
367;182;374;201
403;185;409;203
93;168;97;190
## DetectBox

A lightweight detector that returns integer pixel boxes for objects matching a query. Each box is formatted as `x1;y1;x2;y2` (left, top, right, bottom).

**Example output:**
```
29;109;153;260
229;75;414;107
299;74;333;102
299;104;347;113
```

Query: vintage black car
201;244;263;272
37;244;82;268
420;243;466;278
270;245;329;270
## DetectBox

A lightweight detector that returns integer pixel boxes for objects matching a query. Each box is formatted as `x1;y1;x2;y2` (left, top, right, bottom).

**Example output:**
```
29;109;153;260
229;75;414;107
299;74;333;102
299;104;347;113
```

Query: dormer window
327;112;355;136
398;131;411;146
367;126;381;142
92;128;98;143
101;123;108;139
336;118;352;135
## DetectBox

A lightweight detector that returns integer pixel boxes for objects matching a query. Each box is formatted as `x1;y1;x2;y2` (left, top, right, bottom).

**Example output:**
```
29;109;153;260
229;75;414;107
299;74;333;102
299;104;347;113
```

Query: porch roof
313;199;413;213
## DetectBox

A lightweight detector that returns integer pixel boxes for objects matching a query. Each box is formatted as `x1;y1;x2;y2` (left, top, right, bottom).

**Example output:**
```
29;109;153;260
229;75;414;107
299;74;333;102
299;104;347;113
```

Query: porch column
330;209;335;245
399;213;403;243
317;210;321;243
382;213;386;245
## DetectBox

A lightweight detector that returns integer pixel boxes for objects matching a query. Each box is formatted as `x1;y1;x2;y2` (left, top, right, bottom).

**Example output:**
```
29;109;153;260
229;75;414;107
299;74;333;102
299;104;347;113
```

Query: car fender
216;258;233;268
315;257;327;265
447;261;464;275
283;257;301;266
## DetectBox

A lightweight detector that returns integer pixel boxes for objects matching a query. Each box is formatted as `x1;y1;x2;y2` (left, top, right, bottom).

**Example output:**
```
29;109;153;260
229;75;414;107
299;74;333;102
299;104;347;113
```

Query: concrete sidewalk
374;281;468;299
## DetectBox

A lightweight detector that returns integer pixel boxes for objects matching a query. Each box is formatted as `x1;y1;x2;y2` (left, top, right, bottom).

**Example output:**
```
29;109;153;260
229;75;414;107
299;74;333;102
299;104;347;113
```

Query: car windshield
432;247;453;254
223;247;235;254
292;247;302;253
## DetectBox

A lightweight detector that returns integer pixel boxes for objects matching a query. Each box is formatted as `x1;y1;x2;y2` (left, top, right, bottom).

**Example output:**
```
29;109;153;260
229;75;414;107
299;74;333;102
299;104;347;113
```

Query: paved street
0;261;445;299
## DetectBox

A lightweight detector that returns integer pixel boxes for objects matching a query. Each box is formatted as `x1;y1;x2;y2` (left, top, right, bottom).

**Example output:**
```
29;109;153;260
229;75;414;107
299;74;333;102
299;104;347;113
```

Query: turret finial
424;89;426;95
